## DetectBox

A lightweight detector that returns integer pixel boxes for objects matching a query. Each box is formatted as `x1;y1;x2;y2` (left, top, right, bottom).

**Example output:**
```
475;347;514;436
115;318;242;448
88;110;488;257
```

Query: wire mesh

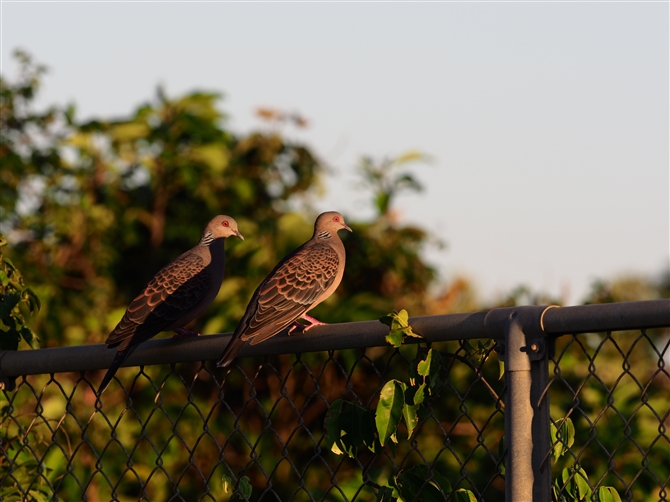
548;327;670;502
1;341;505;501
2;326;668;501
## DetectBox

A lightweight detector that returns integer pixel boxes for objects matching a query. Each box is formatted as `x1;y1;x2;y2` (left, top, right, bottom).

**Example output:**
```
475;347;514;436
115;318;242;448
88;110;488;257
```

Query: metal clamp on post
487;306;552;364
485;305;557;501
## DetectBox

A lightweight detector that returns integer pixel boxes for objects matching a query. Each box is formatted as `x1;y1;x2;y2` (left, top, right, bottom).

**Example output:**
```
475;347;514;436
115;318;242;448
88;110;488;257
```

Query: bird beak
342;223;353;233
234;229;245;241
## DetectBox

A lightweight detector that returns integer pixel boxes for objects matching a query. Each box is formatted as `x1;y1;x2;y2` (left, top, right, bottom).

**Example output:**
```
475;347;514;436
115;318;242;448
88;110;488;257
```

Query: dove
216;211;352;368
97;215;243;395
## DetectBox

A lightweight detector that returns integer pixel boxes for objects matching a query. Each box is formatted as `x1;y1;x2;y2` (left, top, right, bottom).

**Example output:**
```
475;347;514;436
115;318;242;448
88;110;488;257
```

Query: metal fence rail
1;299;668;501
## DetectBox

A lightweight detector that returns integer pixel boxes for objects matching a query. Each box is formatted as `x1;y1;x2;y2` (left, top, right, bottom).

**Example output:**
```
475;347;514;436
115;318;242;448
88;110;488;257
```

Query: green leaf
359;407;380;454
395;309;409;325
238;476;252;498
413;383;427;405
325;399;345;455
402;403;419;438
452;489;477;502
22;287;41;314
223;475;233;494
335;404;359;457
376;486;396;502
21;326;39;348
393;465;450;502
597;486;622;502
417;349;432;377
376;380;404;446
385;327;404;349
573;468;592;500
417;348;442;390
0;270;8;287
376;192;391;216
552;480;561;502
379;309;422;348
401;389;420;439
325;399;378;457
225;475;253;501
1;316;17;331
551;418;575;462
561;466;592;501
428;469;452;497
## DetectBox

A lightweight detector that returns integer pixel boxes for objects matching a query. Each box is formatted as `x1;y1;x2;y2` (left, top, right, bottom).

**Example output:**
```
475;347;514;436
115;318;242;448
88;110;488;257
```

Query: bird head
314;211;353;237
208;215;244;241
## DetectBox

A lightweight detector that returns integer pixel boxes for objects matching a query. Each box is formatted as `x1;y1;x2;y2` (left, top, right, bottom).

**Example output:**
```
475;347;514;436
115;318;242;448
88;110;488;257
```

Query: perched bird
217;211;352;368
98;215;243;395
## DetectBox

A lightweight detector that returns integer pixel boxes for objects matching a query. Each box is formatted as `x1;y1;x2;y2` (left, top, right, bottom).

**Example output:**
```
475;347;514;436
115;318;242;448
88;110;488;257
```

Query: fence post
487;306;553;501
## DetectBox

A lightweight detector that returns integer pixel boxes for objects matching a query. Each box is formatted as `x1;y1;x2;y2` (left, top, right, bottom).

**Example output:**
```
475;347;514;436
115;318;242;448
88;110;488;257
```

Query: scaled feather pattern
97;215;243;395
217;211;351;367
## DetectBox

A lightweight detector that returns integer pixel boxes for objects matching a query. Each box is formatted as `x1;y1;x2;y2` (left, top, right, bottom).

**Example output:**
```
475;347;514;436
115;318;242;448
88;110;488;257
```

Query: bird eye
334;216;339;222
222;221;229;227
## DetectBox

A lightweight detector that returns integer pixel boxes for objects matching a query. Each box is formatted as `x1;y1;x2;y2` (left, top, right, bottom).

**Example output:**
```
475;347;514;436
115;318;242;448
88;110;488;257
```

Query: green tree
0;50;445;501
1;51;442;351
2;50;665;502
0;234;41;353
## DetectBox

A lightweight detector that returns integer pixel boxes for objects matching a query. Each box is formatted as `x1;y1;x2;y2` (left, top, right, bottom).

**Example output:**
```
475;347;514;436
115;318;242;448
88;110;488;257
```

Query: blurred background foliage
1;51;668;501
1;50;667;352
0;50;453;351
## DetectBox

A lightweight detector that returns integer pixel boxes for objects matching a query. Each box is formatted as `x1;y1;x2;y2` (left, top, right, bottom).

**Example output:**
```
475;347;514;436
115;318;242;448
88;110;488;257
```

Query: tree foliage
0;234;41;352
1;51;666;501
1;51;443;352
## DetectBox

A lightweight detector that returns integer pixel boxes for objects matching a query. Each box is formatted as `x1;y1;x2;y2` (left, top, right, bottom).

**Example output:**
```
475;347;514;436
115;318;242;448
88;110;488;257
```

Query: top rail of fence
0;299;667;380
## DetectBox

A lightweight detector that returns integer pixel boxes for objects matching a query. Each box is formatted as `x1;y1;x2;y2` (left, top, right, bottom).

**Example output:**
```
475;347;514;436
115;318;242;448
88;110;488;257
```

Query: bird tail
216;336;247;368
97;348;132;396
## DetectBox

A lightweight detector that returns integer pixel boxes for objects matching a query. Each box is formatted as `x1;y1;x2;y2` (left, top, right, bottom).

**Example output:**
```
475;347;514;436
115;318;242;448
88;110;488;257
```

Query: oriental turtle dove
217;211;351;368
98;215;243;395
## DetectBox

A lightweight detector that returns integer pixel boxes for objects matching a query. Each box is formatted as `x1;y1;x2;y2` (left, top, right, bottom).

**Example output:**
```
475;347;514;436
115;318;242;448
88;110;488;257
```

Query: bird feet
172;328;201;339
288;315;327;335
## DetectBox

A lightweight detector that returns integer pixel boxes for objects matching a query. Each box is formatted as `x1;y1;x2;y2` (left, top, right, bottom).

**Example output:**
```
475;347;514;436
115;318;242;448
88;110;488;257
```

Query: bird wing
105;252;210;348
240;242;340;345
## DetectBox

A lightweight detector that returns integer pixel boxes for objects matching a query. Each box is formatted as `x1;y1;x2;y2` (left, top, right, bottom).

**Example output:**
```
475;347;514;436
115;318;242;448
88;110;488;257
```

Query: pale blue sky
2;2;668;305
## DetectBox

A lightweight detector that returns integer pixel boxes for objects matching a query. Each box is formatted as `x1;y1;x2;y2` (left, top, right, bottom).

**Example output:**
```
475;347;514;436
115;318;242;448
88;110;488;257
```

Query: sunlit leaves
376;380;404;446
551;418;576;462
452;488;478;502
597;486;623;502
379;309;421;348
326;310;480;501
0;234;40;350
550;425;622;502
560;466;592;501
2;51;328;349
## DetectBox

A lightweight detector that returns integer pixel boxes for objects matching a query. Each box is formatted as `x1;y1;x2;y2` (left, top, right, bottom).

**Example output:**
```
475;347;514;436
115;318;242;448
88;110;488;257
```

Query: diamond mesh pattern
548;328;670;502
1;342;504;501
2;328;668;501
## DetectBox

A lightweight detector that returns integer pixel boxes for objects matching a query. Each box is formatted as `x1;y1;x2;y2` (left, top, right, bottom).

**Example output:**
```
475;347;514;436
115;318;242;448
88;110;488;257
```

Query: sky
1;1;668;305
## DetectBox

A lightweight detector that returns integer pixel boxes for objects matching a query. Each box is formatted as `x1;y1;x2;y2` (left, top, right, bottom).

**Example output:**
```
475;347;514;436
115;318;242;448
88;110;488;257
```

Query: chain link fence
549;329;669;501
1;300;668;501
